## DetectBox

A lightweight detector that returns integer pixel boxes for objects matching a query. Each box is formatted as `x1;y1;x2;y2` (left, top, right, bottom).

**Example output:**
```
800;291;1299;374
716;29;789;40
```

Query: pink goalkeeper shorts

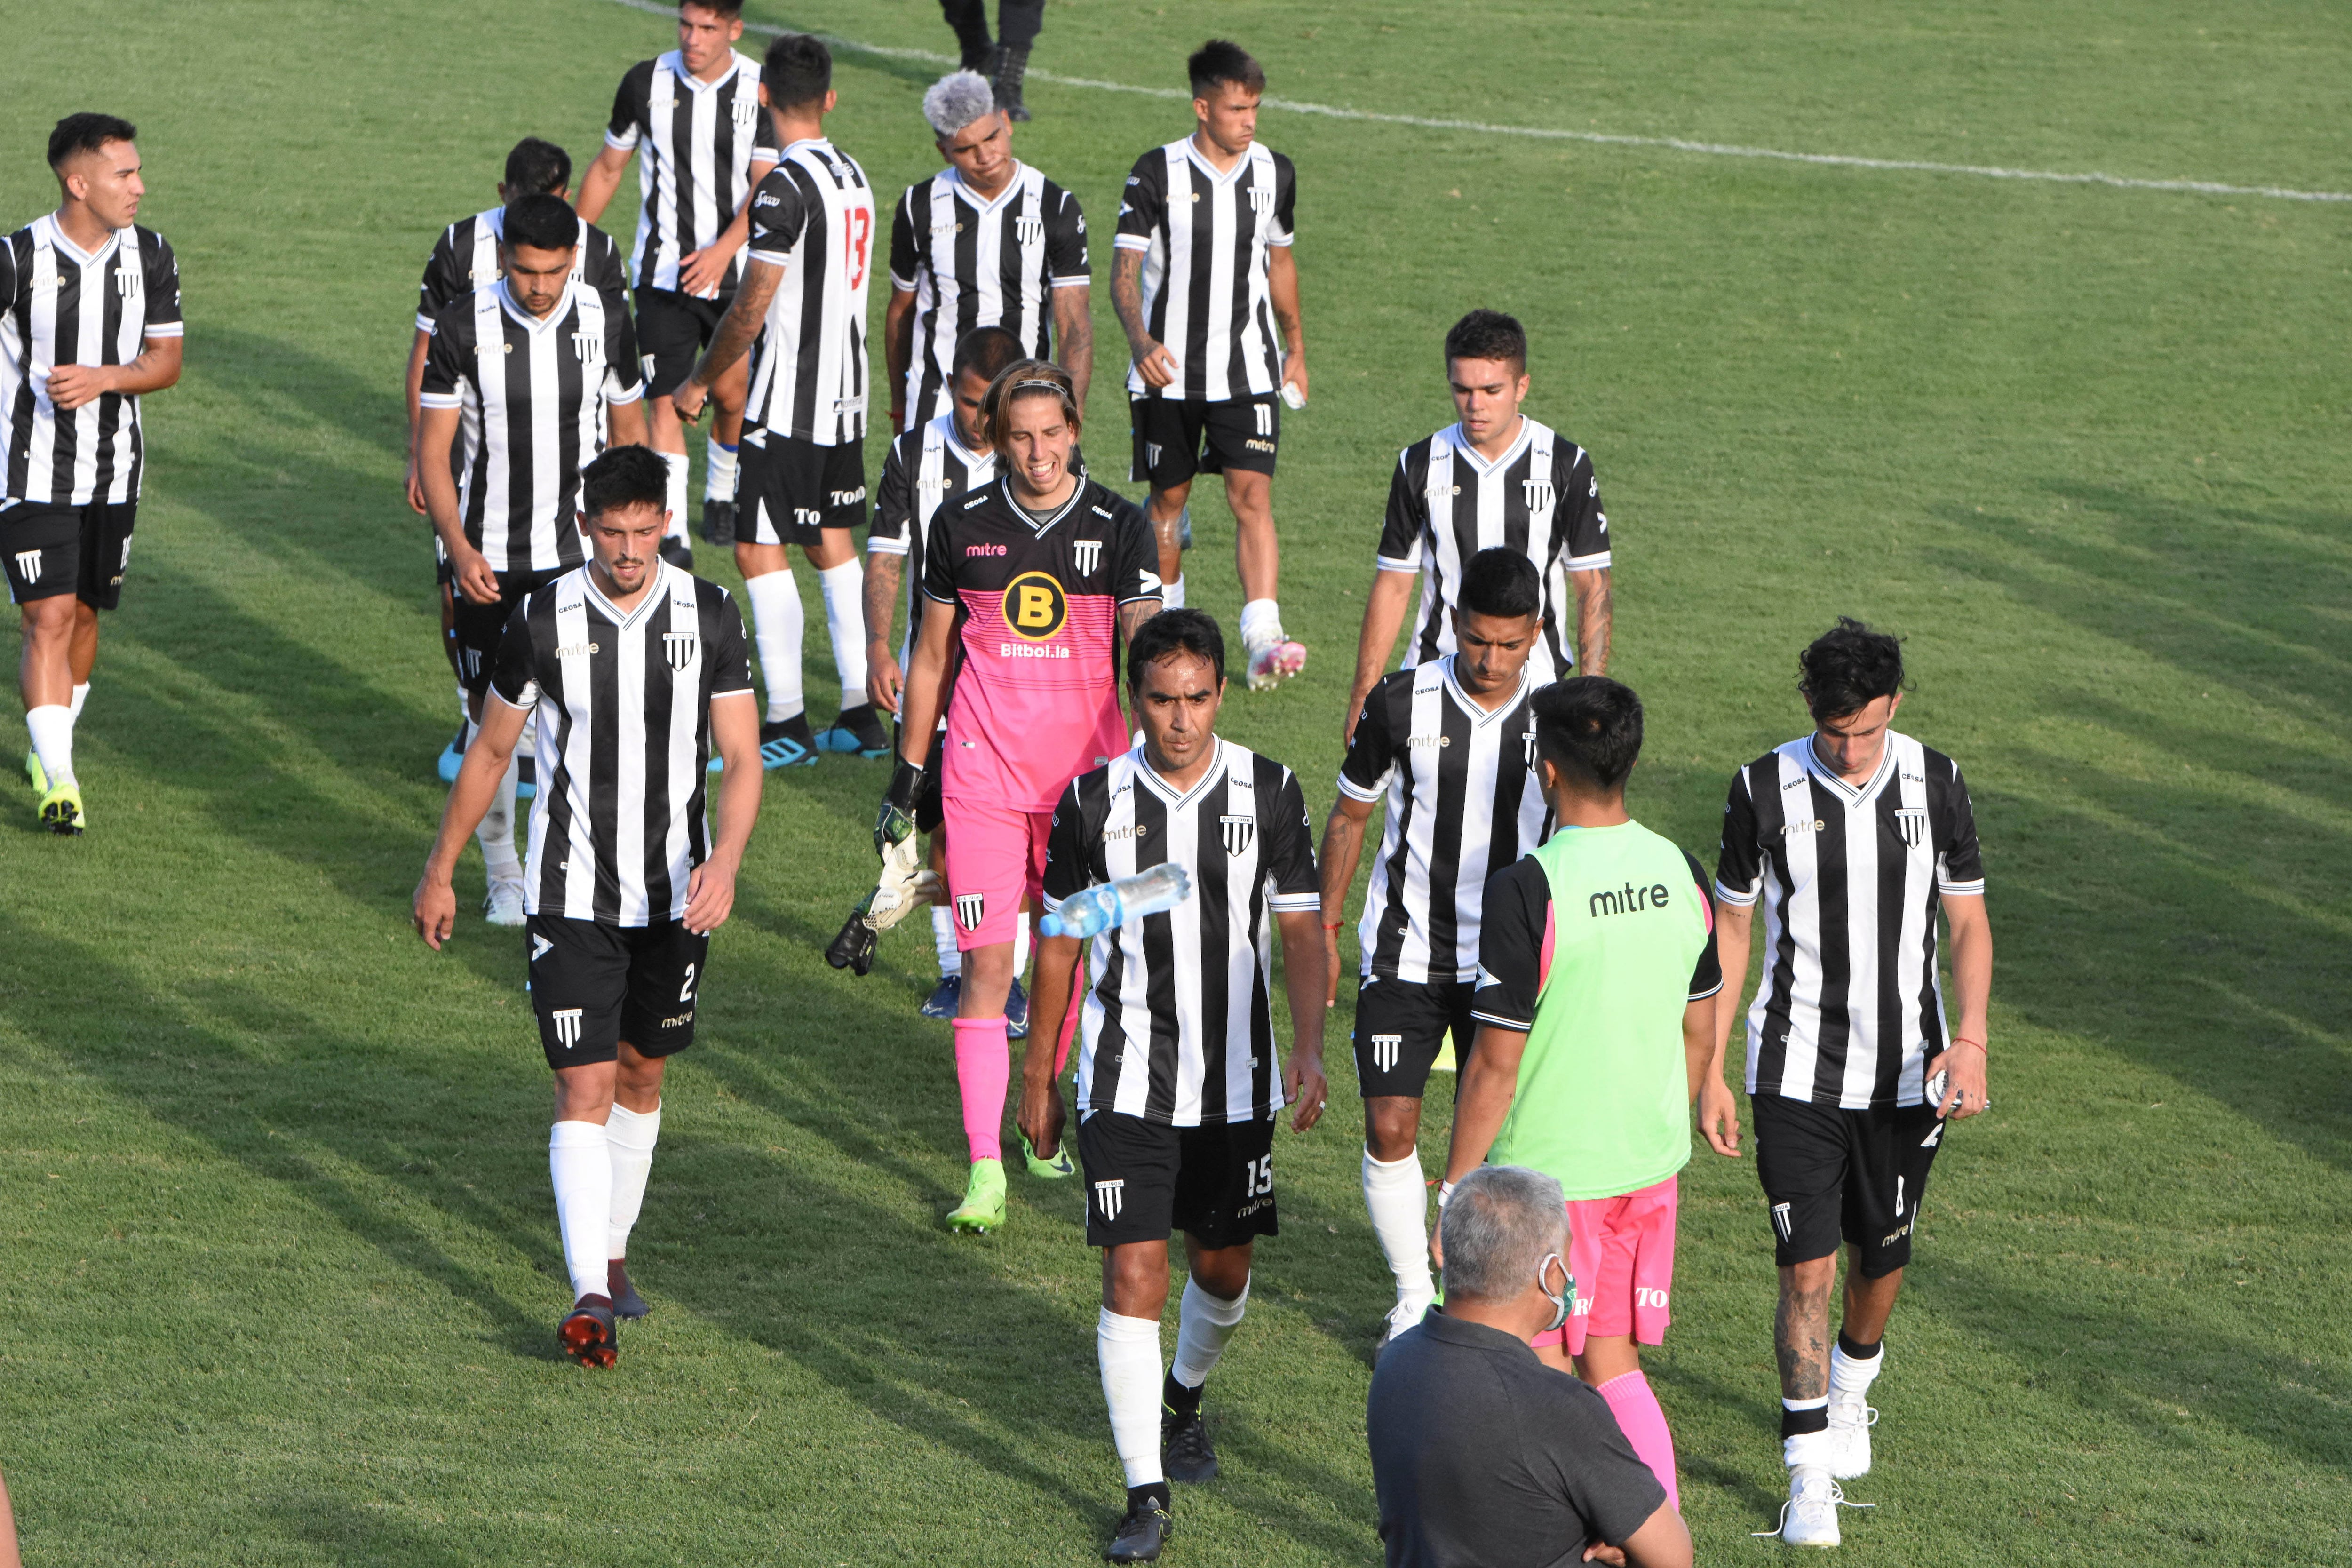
1531;1174;1678;1357
942;798;1050;952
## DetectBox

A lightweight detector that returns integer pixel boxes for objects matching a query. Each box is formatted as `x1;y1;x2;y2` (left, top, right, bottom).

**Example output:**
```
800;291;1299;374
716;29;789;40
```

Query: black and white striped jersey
0;216;182;505
605;49;779;295
887;163;1088;431
1714;731;1986;1110
414;207;629;331
866;412;992;665
1112;138;1295;402
1376;417;1610;685
1336;659;1552;985
1045;739;1322;1127
418;280;644;574
489;560;755;926
743;139;874;446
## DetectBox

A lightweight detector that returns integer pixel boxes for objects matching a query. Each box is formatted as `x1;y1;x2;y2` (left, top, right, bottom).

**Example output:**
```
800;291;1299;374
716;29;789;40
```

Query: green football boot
25;749;48;794
38;780;83;835
1021;1130;1075;1180
946;1157;1007;1234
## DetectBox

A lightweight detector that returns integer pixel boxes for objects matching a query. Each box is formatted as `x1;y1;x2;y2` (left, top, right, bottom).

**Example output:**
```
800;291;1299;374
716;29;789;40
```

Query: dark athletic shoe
436;725;464;784
814;702;890;759
1006;975;1030;1039
559;1294;618;1369
608;1260;649;1321
659;537;694;571
1106;1490;1173;1563
760;716;819;770
701;499;736;547
921;973;963;1020
1162;1406;1219;1483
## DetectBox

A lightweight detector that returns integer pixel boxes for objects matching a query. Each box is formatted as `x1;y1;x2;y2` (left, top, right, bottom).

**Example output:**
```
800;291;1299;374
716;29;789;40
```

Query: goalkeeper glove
875;757;925;858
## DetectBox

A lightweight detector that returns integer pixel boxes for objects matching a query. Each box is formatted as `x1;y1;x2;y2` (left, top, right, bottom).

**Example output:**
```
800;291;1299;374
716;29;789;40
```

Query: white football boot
1826;1393;1878;1477
1770;1467;1849;1548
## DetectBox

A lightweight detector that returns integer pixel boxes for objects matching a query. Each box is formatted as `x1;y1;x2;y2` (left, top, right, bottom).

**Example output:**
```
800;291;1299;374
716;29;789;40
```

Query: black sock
1780;1402;1830;1440
1126;1481;1170;1514
764;711;812;743
1836;1329;1883;1361
1162;1371;1202;1419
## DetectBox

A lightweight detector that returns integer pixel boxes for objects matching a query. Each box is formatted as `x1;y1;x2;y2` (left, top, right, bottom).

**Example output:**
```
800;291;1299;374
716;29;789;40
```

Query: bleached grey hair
1439;1165;1567;1303
923;70;1000;140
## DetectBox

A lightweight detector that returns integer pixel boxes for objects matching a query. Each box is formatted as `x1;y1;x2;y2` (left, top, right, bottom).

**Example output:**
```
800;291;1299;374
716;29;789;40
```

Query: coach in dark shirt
1367;1165;1692;1568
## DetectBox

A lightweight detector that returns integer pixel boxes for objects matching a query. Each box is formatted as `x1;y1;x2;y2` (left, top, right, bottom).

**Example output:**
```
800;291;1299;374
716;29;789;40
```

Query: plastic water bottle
1040;862;1192;939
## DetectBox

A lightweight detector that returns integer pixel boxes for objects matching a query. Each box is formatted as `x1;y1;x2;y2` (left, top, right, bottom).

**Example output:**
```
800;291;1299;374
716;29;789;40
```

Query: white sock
817;559;868;708
704;440;739;503
549;1120;614;1302
1362;1147;1435;1314
604;1100;662;1258
744;569;805;723
1163;574;1185;610
69;682;89;723
932;904;962;978
476;749;523;884
1239;597;1283;648
1098;1308;1166;1488
1782;1396;1834;1470
26;704;74;785
454;681;471;727
1831;1340;1884;1401
660;450;691;540
1014;911;1032;975
1170;1274;1248;1389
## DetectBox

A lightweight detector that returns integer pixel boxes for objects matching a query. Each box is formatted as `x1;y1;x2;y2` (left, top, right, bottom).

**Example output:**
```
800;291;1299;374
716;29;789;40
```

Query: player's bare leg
1362;1094;1435;1343
548;1044;671;1368
1147;479;1192;607
1099;1235;1255;1559
1224;469;1302;689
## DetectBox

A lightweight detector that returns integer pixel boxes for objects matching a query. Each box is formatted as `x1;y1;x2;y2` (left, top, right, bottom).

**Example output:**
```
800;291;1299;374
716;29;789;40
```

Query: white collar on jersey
36;213;123;267
581;557;671;628
1439;655;1534;724
1136;735;1227;809
664;48;754;91
1444;415;1534;476
496;277;579;334
941;161;1030;214
1798;730;1900;805
929;412;990;468
778;136;836;158
1180;136;1263;185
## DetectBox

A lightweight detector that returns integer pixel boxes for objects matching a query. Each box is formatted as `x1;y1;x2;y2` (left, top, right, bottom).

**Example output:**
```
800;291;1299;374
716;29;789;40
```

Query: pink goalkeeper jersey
922;475;1161;810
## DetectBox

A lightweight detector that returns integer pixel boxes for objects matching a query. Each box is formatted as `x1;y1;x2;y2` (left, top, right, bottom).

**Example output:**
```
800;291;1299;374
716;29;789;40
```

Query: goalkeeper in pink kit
884;359;1163;1232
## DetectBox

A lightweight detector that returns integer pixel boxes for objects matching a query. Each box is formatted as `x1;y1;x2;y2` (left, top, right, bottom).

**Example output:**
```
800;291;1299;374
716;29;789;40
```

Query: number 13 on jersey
842;207;871;291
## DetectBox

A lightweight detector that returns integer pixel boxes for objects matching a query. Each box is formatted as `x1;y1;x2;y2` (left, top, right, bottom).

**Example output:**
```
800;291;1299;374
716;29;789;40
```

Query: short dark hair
503;137;572;197
1128;607;1224;691
1532;677;1644;792
502;192;578;253
981;359;1080;449
1188;39;1265;98
681;0;744;16
1457;547;1541;621
1798;617;1905;720
764;33;833;111
579;446;671;522
951;325;1024;384
1445;309;1528;374
48;113;137;172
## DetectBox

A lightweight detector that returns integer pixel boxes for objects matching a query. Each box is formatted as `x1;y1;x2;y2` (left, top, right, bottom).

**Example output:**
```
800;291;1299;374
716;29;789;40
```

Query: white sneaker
1245;634;1306;691
1377;1297;1429;1358
484;879;527;927
1827;1394;1877;1477
1756;1467;1867;1548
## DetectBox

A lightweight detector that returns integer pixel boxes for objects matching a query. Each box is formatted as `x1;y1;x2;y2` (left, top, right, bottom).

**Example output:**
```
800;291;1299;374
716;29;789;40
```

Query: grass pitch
2;1;2349;1562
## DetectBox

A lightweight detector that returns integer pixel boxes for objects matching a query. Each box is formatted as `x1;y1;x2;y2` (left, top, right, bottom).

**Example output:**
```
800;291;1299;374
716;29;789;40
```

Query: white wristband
1437;1180;1456;1211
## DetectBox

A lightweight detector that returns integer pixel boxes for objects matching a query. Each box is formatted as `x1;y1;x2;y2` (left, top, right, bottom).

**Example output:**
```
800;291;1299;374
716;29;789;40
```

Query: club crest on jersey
1094;1179;1125;1222
1073;538;1103;574
1522;478;1556;513
1219;814;1255;857
1000;570;1068;641
1247;185;1276;215
955;892;986;931
550;1009;585;1051
571;332;603;365
661;631;698;671
1522;725;1539;767
1370;1034;1402;1074
1892;807;1930;847
1013;215;1043;245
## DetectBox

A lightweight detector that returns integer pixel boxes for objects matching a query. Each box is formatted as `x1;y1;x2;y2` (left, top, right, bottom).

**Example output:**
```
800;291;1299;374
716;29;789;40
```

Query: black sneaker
815;702;891;759
659;537;694;571
558;1295;618;1368
700;499;736;547
921;973;963;1019
608;1259;649;1321
1105;1488;1172;1563
760;716;818;770
1162;1405;1219;1484
993;43;1033;122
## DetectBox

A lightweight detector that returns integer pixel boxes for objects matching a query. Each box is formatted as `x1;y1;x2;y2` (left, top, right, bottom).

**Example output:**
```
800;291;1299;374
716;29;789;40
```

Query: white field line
600;0;2352;205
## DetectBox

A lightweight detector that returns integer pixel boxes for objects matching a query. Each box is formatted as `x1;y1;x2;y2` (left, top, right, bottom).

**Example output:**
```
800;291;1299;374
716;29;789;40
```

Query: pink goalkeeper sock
952;1016;1010;1162
1597;1370;1680;1513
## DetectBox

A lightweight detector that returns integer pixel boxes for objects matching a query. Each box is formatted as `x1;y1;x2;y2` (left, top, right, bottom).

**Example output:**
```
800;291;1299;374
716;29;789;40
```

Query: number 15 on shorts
1246;1155;1272;1195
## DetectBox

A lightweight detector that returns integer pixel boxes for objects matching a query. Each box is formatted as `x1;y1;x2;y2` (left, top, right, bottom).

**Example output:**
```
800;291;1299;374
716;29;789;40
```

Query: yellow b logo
1000;571;1068;641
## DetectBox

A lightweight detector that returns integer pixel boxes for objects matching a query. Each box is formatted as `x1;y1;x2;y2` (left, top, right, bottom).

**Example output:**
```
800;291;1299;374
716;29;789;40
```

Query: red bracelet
1323;922;1345;931
1949;1037;1986;1052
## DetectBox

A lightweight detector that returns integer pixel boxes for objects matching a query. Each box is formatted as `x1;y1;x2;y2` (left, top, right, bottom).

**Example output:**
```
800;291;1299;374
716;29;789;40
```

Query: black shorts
740;430;867;546
451;567;566;698
1;498;136;610
1352;976;1477;1099
633;286;729;399
1078;1110;1279;1249
1129;394;1279;488
1752;1094;1947;1276
526;913;710;1070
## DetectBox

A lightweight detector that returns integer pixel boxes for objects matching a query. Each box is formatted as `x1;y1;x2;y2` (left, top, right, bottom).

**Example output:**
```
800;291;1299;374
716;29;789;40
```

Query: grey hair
923;71;999;139
1439;1165;1567;1302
